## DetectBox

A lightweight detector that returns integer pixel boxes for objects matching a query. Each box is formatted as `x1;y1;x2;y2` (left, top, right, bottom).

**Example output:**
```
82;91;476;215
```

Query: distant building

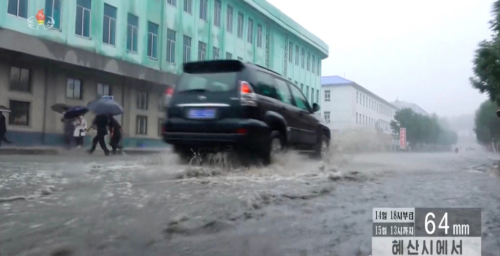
391;100;428;116
320;76;397;135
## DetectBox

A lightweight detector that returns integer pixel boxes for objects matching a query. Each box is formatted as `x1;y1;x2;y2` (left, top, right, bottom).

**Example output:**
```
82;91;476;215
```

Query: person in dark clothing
108;115;123;154
0;112;12;146
87;114;110;155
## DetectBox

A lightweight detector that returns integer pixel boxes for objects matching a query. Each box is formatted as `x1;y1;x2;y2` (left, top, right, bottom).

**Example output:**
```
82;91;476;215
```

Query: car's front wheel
311;133;329;159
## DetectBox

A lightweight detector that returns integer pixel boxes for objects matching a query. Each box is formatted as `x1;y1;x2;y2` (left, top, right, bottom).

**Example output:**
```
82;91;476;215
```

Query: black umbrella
87;98;123;116
0;105;11;113
63;106;89;119
51;103;73;114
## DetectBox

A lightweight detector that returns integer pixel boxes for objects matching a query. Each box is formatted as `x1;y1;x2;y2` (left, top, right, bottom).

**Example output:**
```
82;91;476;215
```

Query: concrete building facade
320;76;397;135
0;0;328;147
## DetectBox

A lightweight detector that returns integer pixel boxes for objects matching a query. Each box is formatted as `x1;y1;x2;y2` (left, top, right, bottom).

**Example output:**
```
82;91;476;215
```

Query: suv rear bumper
163;118;269;150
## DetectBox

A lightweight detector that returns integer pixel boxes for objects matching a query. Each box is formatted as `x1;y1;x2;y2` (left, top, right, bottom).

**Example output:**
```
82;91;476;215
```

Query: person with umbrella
108;114;123;154
64;106;90;149
86;97;123;156
62;108;75;150
73;115;88;149
0;106;12;146
87;114;110;155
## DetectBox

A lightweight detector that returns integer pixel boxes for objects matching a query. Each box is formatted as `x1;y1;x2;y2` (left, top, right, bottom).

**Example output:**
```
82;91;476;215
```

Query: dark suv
162;60;330;164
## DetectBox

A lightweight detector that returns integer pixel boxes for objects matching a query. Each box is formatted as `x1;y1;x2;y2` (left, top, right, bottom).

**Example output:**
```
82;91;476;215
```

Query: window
167;0;176;6
45;0;61;29
183;35;191;63
237;56;243;61
289;42;293;62
214;0;221;27
247;19;253;43
307;52;310;71
226;6;233;33
257;24;262;48
147;21;159;59
198;41;207;61
356;113;358;123
199;0;208;21
254;72;277;98
75;0;91;38
317;60;321;75
9;66;30;92
301;49;305;68
183;0;192;14
356;92;359;103
166;29;176;64
324;111;330;122
237;12;244;38
66;78;82;99
274;79;292;105
324;90;330;102
97;83;110;96
137;91;148;110
305;85;309;99
158;118;164;136
9;100;30;126
136;115;148;135
289;84;310;111
312;56;315;73
295;46;299;65
8;0;28;18
316;90;319;104
126;14;139;52
213;47;220;60
226;52;232;59
311;88;314;103
300;83;303;92
103;4;117;45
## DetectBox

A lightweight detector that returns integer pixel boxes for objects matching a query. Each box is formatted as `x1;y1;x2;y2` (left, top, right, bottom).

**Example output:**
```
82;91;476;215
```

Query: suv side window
289;83;311;112
273;78;293;105
254;71;277;99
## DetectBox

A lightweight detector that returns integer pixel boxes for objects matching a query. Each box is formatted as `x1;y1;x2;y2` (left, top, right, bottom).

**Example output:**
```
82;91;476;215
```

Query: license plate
188;108;216;119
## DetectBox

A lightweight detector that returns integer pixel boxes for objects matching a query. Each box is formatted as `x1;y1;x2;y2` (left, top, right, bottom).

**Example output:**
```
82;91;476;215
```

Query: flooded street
1;150;500;256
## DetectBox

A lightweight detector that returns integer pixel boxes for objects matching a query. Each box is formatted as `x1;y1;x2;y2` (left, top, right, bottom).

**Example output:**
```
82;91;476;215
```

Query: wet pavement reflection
0;150;499;256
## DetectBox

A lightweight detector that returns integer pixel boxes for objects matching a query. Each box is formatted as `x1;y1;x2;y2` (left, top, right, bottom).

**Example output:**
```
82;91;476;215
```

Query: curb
0;148;168;156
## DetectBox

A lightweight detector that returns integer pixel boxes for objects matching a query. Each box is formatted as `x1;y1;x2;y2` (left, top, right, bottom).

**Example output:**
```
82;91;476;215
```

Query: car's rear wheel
311;133;329;159
259;130;285;165
173;145;195;163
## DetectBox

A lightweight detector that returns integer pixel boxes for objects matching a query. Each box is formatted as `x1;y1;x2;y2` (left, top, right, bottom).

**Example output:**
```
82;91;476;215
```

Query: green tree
470;1;500;103
474;100;500;144
391;108;458;146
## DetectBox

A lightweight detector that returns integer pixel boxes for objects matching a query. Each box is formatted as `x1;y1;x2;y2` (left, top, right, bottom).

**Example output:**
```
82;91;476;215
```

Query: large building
0;0;328;147
320;75;397;135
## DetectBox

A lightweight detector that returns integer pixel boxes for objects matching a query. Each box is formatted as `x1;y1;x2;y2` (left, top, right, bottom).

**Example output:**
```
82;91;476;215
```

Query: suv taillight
239;81;257;107
164;87;174;107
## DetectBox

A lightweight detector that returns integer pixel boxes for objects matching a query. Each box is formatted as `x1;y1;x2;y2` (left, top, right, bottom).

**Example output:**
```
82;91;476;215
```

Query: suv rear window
177;60;242;93
177;72;238;93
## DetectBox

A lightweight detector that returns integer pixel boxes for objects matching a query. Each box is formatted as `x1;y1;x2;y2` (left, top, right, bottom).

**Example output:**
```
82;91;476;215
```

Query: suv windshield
176;72;238;93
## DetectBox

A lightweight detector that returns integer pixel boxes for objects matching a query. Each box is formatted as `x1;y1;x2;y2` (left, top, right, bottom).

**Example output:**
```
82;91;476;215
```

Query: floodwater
0;149;499;256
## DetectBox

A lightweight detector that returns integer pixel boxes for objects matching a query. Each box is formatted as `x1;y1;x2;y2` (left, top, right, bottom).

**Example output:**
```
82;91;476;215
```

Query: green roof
244;0;329;58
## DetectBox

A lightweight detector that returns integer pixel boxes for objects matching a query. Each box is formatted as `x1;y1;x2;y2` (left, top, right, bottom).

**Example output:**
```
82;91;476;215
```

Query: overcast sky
267;0;493;117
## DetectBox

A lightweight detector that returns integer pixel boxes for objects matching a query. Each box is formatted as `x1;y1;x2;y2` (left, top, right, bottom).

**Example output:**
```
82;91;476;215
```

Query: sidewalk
0;145;170;156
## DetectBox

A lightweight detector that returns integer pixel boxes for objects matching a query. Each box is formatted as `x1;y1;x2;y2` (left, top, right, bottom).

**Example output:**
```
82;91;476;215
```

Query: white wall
320;86;355;131
320;84;397;134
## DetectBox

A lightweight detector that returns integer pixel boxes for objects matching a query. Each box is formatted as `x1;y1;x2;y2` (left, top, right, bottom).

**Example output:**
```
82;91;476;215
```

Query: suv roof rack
252;63;281;76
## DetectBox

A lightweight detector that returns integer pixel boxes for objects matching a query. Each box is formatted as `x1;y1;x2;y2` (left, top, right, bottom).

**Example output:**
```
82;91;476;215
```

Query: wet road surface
1;150;500;256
